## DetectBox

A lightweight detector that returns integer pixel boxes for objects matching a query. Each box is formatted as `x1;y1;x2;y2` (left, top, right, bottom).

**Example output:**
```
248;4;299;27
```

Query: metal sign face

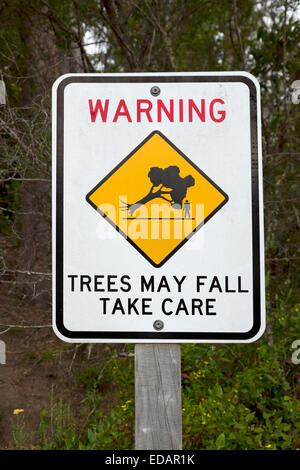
52;72;265;343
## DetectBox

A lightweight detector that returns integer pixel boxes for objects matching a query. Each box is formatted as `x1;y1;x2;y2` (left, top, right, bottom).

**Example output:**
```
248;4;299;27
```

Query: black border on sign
55;74;262;341
85;129;229;268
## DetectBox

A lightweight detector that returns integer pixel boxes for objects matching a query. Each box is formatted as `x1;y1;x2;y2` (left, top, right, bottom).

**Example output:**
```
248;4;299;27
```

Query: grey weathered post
135;344;182;450
0;79;6;105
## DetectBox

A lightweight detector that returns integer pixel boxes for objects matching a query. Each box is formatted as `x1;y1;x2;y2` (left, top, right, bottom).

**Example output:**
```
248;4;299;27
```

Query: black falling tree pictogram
120;165;195;216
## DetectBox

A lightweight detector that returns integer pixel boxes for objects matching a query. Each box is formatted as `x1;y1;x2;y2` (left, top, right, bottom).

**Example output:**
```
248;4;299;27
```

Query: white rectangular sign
52;72;265;343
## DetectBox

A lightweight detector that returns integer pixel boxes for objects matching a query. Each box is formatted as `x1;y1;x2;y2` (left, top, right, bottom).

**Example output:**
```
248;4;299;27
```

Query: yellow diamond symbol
86;131;228;267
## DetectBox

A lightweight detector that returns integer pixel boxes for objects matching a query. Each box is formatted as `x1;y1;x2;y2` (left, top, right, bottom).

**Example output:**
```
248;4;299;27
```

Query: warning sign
86;131;228;267
52;72;265;343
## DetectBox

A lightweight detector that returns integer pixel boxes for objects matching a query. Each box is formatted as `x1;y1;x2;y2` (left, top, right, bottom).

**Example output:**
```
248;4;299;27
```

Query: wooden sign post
135;344;182;450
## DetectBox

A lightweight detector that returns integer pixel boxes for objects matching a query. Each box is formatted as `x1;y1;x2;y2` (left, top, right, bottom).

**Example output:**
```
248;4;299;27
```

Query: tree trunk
17;6;83;303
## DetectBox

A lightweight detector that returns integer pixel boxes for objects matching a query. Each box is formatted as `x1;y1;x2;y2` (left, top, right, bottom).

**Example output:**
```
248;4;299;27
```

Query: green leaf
216;433;226;449
87;428;97;444
215;384;223;397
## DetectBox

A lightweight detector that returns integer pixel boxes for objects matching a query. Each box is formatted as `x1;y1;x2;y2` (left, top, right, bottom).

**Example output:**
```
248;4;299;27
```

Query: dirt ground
0;284;114;449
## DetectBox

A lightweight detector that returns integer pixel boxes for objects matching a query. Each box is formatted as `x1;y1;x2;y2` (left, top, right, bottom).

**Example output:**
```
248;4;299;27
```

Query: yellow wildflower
13;409;24;415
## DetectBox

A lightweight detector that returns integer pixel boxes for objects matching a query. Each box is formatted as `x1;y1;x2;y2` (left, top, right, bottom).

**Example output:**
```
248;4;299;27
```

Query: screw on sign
153;320;164;331
52;72;265;450
150;85;161;96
